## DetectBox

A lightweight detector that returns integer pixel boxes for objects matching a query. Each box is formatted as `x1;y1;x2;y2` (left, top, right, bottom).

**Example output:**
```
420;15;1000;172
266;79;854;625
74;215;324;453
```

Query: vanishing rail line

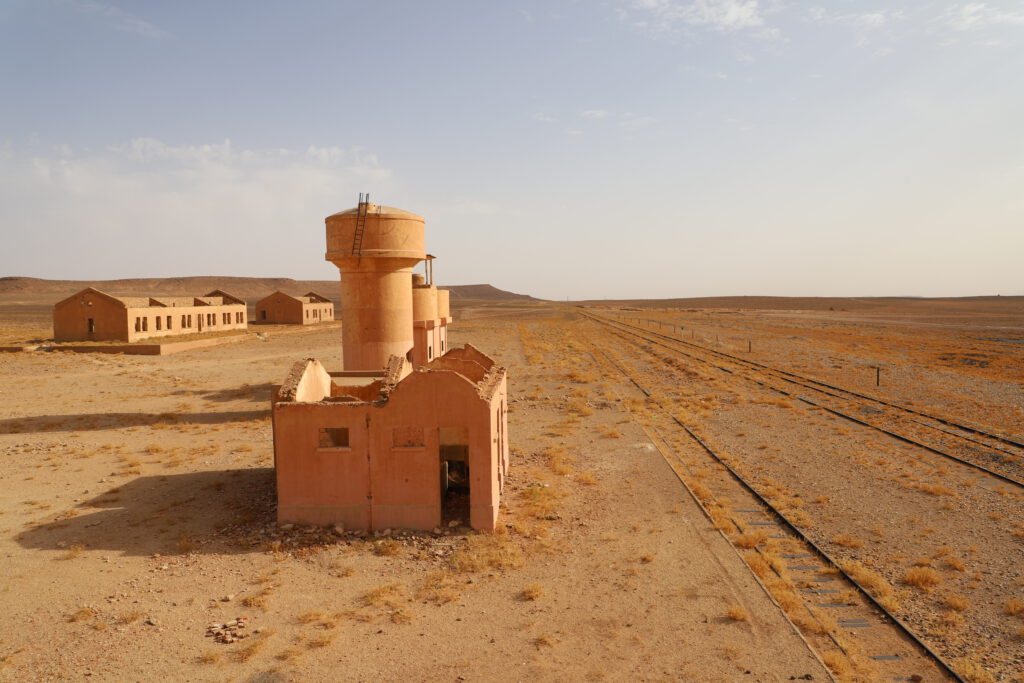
582;331;963;682
609;313;1024;455
584;311;1024;491
598;312;1024;452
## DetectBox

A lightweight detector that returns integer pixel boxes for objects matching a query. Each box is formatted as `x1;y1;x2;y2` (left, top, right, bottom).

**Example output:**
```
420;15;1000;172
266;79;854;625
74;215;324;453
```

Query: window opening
318;427;350;448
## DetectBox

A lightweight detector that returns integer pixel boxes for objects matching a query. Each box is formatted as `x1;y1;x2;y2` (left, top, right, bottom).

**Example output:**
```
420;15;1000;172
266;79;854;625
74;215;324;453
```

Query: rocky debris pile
205;616;250;643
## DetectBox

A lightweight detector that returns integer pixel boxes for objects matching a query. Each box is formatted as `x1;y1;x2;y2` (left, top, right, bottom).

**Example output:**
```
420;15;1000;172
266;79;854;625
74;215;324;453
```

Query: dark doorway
439;427;470;526
87;318;95;335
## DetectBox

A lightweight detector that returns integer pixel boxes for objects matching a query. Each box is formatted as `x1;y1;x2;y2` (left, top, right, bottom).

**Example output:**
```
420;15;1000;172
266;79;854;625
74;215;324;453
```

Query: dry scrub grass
831;534;864;549
944;594;971;611
725;605;749;622
362;582;406;609
418;571;462;605
518;483;565;520
68;607;96;623
544;446;575;476
520;583;544;601
734;530;768;549
839;560;900;610
232;629;275;663
902;567;942;590
953;657;997;683
449;531;524;573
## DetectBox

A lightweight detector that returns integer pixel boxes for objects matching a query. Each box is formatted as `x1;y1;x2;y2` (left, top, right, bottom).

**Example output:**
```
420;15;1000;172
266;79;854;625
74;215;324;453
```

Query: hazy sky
2;1;1021;300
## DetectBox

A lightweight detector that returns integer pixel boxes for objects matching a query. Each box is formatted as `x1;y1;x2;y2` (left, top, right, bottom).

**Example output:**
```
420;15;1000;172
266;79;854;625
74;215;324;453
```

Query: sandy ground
0;307;831;682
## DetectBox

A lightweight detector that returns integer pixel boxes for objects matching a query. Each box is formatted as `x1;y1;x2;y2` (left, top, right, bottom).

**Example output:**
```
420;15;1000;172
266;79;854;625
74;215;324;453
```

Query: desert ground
1;293;1022;682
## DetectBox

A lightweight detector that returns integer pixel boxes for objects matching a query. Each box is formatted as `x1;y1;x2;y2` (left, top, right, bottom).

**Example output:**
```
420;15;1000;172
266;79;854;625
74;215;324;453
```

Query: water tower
325;194;426;371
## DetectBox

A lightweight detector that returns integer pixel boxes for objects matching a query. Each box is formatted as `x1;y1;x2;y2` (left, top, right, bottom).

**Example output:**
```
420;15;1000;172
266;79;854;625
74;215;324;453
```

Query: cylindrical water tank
437;289;451;319
326;204;426;371
412;280;438;323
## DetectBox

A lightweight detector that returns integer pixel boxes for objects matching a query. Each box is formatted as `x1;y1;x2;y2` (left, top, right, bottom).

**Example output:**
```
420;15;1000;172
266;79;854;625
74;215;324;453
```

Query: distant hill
441;284;536;301
0;276;538;305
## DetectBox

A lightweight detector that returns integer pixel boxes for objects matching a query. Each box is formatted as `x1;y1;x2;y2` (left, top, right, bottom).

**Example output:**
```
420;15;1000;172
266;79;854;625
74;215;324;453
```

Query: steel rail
604;312;1024;451
585;312;1024;491
584;332;964;683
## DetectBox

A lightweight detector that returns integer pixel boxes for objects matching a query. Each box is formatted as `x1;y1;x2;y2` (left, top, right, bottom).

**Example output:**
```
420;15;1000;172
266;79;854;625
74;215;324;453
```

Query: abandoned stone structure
272;198;508;531
53;287;247;342
254;291;334;325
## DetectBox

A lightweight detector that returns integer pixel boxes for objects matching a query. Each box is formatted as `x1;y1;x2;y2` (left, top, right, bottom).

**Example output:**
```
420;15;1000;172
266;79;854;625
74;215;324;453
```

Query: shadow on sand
15;468;276;557
0;409;270;434
167;382;278;404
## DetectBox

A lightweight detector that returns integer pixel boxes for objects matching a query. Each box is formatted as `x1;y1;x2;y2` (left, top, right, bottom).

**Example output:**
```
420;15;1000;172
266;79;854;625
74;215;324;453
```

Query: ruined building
271;198;509;531
254;291;335;325
53;287;247;342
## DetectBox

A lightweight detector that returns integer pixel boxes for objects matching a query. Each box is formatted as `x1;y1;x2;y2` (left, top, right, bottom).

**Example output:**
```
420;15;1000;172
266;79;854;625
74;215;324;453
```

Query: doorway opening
439;427;469;526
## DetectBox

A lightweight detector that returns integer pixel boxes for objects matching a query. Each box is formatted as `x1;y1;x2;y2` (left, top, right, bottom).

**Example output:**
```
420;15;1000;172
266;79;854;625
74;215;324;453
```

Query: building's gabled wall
382;370;502;530
53;289;129;342
256;292;335;324
255;293;304;324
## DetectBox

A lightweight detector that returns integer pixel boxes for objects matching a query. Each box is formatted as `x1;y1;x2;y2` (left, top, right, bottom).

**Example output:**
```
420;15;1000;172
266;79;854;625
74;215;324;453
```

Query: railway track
581;330;963;682
584;311;1024;493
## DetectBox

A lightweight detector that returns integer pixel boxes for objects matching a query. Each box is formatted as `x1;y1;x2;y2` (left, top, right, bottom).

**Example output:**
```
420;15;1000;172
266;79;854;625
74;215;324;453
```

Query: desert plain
1;285;1022;682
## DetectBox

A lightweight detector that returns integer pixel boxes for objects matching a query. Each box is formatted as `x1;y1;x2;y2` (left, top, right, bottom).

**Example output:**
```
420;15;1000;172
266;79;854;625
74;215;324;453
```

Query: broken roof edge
478;364;508;401
443;343;496;370
204;289;246;306
381;354;411;395
277;358;318;402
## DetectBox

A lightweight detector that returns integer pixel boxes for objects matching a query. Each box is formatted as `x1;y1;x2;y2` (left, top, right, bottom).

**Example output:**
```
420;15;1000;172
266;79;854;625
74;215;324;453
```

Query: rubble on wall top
277;358;315;401
478;365;507;401
380;355;409;395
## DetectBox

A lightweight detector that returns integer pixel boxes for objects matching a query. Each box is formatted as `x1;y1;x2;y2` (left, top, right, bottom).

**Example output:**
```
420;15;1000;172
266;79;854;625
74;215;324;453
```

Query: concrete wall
256;294;303;324
300;303;334;324
125;304;247;342
274;360;507;531
256;294;335;325
53;291;129;342
412;320;438;367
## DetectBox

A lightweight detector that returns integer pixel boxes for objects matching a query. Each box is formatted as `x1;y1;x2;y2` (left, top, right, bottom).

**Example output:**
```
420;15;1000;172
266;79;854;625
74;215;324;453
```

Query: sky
1;0;1022;300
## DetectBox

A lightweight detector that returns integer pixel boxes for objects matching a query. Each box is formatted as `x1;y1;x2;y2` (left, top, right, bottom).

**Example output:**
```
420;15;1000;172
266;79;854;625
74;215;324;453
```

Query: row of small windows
133;310;244;332
305;307;331;319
